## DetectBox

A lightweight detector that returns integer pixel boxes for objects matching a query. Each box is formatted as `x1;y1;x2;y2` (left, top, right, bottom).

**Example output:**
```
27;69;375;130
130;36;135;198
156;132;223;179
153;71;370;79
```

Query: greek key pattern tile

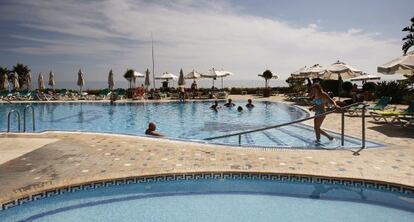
1;172;413;211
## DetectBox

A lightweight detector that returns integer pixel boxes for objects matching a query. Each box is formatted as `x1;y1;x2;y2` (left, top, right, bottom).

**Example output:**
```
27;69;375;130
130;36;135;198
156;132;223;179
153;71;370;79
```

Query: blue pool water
0;175;413;222
0;101;379;148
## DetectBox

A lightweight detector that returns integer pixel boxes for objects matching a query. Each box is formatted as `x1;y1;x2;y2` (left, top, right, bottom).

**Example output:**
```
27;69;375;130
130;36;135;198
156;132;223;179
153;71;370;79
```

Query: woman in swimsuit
310;83;339;143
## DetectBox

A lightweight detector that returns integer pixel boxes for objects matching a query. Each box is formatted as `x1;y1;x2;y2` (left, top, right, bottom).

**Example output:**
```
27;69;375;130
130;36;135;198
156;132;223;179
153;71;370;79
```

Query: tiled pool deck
0;95;413;205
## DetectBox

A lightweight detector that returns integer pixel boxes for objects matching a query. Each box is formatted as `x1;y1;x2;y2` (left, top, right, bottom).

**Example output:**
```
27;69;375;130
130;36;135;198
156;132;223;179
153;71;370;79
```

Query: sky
0;0;413;84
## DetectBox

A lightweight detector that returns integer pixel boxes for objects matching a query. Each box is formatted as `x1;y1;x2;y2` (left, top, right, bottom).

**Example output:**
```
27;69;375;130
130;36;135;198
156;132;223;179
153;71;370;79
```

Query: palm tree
12;63;31;88
123;69;135;89
402;16;414;55
262;70;273;88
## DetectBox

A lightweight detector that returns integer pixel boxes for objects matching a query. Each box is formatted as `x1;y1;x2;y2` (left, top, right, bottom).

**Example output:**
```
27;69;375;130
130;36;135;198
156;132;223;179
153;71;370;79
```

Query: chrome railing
23;105;35;132
7;110;21;132
204;102;368;155
7;105;36;133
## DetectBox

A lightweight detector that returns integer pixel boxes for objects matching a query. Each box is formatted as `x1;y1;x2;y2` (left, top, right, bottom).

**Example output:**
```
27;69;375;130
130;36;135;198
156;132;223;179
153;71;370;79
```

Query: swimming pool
0;173;413;221
0;101;379;148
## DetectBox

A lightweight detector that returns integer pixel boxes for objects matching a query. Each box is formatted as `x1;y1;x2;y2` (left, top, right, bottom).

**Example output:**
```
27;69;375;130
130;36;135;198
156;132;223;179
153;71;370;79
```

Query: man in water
210;100;221;112
145;122;163;137
237;106;243;112
224;98;235;107
246;99;254;108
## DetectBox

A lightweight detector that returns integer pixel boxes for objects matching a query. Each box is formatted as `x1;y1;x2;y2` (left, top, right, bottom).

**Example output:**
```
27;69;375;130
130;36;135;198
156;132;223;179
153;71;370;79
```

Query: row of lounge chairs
0;88;229;102
347;96;414;126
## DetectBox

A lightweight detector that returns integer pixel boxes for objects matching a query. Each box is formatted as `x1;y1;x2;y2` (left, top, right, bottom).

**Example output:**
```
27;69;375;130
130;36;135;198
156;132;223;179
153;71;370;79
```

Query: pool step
209;123;369;149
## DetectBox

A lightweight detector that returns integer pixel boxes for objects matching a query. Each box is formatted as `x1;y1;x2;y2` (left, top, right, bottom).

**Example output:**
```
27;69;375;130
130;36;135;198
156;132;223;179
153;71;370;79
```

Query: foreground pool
0;173;412;222
0;101;380;148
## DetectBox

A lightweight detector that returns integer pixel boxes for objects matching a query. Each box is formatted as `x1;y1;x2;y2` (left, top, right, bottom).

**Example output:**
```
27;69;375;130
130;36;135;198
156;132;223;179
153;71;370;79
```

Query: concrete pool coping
0;95;413;209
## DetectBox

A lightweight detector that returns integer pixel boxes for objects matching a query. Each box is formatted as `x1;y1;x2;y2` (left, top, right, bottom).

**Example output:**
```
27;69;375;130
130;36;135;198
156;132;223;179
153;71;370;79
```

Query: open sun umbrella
350;73;381;82
184;70;202;79
378;51;414;76
108;69;114;91
48;71;55;90
201;68;233;89
156;72;178;87
324;60;362;80
1;73;8;90
300;64;326;79
291;66;307;79
77;69;85;92
12;72;20;90
178;69;185;86
38;72;45;90
132;71;144;87
26;72;32;90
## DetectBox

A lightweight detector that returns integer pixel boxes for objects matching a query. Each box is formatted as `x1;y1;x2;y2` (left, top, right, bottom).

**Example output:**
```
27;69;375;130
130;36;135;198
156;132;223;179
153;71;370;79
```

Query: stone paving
0;95;413;204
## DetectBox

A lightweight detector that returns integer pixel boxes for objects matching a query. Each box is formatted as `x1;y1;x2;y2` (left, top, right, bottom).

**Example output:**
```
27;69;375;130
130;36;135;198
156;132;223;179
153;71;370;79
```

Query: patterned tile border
1;171;413;211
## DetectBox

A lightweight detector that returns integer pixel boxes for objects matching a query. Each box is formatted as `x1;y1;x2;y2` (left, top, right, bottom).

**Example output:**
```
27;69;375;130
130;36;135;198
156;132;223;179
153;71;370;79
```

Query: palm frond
402;39;414;55
402;33;414;41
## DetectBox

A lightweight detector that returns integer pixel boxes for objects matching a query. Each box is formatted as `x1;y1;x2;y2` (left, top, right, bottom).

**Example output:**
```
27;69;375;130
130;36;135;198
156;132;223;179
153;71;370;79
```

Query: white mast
151;33;155;90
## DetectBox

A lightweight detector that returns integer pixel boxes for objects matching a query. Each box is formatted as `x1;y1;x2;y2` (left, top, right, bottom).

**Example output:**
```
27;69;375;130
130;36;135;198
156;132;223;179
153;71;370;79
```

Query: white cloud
0;0;403;81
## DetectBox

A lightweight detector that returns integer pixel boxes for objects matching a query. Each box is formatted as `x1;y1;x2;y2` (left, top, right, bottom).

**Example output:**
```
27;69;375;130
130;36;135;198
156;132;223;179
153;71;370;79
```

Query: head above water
237;106;243;112
148;122;156;131
248;99;252;104
214;100;218;105
228;99;232;103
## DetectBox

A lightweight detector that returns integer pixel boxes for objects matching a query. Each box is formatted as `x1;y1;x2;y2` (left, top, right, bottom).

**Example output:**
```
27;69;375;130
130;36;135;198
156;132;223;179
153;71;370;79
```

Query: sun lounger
95;89;110;100
348;96;392;116
370;100;414;125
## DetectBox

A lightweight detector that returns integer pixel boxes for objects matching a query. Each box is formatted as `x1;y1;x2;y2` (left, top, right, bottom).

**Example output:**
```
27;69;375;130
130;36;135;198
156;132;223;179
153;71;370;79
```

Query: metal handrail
7;110;21;132
23;105;35;132
204;102;368;154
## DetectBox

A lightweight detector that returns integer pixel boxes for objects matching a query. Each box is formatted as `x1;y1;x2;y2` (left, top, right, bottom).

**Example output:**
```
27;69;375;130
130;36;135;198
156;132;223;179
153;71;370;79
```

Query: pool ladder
7;105;36;133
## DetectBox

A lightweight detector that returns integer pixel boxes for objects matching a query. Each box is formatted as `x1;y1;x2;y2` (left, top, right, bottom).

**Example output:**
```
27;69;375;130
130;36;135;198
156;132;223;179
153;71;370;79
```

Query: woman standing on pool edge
310;83;339;143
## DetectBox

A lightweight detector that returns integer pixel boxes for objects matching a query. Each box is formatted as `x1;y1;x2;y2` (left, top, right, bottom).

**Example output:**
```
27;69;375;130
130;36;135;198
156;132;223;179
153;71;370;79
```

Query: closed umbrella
378;51;414;76
201;68;233;89
77;69;85;92
108;69;114;91
178;69;185;86
26;72;32;90
144;69;150;90
324;60;362;80
12;72;20;90
38;73;45;90
1;73;8;90
48;71;55;89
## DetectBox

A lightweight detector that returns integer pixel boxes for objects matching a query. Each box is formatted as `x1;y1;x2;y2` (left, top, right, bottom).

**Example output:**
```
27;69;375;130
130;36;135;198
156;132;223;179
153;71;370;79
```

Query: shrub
342;81;353;94
374;81;409;104
362;82;376;92
320;80;338;95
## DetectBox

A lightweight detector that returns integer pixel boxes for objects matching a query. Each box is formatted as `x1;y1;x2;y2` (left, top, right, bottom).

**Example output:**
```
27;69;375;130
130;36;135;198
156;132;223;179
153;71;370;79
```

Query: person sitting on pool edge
145;122;163;137
224;98;235;108
210;100;221;112
246;99;254;108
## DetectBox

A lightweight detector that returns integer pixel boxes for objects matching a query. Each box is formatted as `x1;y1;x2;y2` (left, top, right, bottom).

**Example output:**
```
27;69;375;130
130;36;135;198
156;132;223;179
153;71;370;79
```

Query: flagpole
151;33;155;90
